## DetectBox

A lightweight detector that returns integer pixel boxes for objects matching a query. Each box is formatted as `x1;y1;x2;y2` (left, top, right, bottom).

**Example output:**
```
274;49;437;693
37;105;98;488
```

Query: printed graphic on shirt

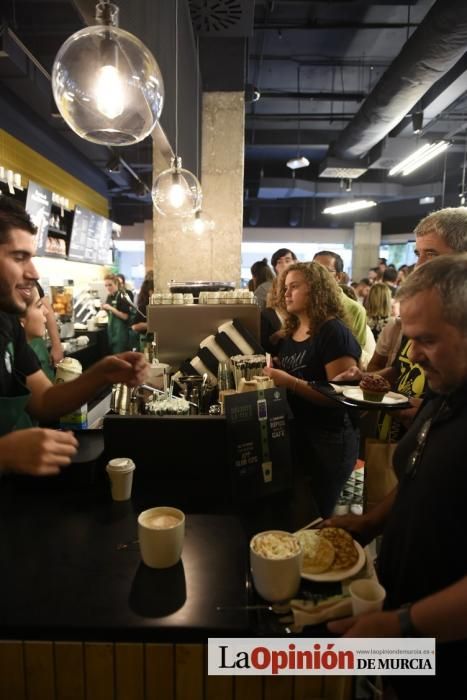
4;341;14;374
279;349;308;376
378;338;426;442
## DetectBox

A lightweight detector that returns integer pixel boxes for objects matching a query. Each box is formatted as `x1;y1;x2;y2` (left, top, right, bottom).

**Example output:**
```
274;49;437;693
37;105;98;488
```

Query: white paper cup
106;458;135;501
138;506;185;568
349;579;386;615
250;530;302;603
55;357;82;383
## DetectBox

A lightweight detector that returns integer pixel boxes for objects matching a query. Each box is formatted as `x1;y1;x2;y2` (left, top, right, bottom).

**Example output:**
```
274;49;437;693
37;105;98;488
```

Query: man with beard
0;196;147;476
325;255;467;699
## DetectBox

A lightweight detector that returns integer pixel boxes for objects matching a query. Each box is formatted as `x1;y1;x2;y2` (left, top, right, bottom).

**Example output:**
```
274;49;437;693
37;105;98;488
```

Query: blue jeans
298;413;359;518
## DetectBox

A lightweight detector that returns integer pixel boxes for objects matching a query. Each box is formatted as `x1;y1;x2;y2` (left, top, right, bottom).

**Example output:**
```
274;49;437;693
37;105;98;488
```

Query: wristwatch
398;604;420;637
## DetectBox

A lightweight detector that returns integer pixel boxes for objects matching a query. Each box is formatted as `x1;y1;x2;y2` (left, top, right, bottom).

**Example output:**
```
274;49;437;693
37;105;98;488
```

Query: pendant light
152;0;202;217
182;37;215;235
51;1;164;146
286;66;309;170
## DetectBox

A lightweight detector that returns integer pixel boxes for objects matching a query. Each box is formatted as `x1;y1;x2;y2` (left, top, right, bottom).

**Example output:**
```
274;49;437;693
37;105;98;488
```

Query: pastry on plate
318;527;359;570
359;373;391;402
297;529;335;574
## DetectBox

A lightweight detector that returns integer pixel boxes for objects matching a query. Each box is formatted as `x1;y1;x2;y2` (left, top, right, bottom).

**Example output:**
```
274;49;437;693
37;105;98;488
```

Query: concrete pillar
151;91;245;291
200;91;245;285
352;221;381;281
144;220;153;272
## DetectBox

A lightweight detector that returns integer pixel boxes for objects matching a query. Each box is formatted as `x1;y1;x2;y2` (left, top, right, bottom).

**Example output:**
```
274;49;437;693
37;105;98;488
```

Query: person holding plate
263;261;361;517
325;254;467;700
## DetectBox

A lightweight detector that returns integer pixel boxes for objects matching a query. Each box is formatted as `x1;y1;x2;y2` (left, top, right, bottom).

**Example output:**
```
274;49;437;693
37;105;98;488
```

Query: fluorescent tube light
323;200;377;215
286;156;310;170
401;141;450;176
389;141;450;177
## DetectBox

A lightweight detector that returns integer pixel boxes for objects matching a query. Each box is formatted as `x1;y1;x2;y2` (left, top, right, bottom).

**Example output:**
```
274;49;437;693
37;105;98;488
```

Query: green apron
29;337;55;381
106;293;130;354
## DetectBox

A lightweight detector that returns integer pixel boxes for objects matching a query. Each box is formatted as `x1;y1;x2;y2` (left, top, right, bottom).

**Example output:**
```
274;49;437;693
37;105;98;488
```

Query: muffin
359;373;391;402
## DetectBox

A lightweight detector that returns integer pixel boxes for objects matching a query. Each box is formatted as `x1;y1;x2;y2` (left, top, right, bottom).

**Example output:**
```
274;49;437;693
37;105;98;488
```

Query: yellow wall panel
0;130;108;216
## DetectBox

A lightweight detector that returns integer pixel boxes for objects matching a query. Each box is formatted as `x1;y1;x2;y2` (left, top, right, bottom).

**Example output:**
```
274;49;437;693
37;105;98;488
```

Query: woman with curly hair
264;261;361;517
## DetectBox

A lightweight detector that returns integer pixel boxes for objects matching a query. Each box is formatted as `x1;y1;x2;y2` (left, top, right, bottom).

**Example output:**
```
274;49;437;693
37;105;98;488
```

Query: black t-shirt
378;385;467;688
278;318;361;429
0;312;40;397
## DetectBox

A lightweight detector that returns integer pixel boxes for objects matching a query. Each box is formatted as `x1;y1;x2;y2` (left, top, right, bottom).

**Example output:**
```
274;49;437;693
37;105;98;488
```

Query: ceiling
1;0;467;234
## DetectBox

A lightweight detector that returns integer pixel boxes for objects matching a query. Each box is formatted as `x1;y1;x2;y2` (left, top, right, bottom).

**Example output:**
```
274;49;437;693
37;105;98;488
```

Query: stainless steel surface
146;304;260;368
110;384;132;415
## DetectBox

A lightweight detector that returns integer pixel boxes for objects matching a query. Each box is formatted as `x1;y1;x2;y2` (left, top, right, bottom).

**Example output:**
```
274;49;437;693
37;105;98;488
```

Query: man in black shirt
325;255;467;698
0;197;147;477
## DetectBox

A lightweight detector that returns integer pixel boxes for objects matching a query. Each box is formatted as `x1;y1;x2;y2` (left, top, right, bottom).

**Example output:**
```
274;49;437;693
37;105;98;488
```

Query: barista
0;196;148;476
102;274;132;354
20;282;54;381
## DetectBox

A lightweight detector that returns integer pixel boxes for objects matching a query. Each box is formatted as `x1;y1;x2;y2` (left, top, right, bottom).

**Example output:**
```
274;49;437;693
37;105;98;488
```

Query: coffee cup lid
106;458;135;472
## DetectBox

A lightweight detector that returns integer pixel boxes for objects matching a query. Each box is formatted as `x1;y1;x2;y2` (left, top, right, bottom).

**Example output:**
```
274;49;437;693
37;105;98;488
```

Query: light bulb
95;65;125;119
182;210;215;235
168;177;187;209
193;215;205;235
51;2;164;145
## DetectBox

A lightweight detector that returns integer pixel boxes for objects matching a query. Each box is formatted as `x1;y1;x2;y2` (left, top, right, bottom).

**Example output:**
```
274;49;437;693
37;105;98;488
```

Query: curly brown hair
276;261;348;337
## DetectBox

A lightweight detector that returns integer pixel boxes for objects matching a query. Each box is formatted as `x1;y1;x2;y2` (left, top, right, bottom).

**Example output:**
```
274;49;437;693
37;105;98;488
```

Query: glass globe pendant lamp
51;1;164;146
152;157;202;218
182;209;215;235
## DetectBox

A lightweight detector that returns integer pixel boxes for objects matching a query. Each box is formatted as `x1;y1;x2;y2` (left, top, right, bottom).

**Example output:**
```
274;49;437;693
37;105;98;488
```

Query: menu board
69;205;113;264
25;181;52;256
224;387;293;502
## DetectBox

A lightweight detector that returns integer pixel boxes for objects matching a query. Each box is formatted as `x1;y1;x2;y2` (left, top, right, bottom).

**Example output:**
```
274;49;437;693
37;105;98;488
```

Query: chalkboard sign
69;205;112;264
224;387;293;502
25;181;52;256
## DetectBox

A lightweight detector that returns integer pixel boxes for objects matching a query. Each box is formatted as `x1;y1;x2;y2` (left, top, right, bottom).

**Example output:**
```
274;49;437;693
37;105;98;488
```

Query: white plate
342;387;408;405
301;540;365;582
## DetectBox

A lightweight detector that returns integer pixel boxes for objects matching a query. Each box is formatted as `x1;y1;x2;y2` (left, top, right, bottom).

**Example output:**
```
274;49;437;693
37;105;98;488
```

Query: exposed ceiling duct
333;0;467;159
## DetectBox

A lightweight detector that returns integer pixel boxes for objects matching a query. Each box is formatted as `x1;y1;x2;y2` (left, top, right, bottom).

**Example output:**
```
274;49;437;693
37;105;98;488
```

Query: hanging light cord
196;34;200;180
175;0;179;158
297;64;301;156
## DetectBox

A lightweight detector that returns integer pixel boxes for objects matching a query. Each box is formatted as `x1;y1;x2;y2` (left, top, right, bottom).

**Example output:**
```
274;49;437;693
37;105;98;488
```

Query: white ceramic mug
106;458;135;501
138;506;185;568
250;530;302;603
349;579;386;615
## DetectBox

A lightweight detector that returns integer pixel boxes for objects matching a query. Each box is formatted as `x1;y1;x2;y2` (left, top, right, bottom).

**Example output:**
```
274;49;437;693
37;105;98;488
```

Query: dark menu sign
69;205;112;265
224;387;293;502
25;181;52;256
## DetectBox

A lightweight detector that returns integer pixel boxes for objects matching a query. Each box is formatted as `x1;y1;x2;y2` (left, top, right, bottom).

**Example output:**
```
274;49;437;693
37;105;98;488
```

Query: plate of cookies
296;527;365;582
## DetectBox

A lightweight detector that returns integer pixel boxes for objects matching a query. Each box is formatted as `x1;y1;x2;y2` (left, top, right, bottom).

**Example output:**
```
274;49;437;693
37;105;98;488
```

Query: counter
0;479;249;642
68;327;109;369
0;454;351;700
0;461;350;700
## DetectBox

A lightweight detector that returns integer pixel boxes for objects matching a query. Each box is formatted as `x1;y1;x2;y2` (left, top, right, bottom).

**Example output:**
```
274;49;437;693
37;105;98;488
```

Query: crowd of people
1;194;467;696
253;206;467;697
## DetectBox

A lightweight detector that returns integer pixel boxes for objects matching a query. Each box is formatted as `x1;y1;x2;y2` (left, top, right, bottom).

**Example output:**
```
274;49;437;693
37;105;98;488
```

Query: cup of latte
138;506;185;568
250;530;303;603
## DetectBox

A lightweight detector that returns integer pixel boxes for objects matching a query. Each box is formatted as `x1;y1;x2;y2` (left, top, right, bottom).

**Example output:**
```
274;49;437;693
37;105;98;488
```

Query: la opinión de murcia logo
208;639;436;676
